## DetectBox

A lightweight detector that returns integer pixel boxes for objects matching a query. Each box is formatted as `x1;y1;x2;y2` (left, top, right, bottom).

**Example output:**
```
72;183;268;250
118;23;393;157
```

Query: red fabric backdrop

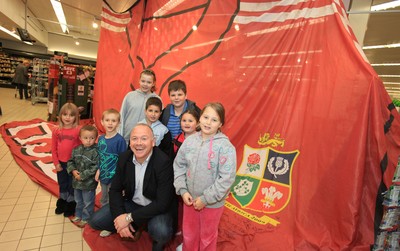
92;0;400;249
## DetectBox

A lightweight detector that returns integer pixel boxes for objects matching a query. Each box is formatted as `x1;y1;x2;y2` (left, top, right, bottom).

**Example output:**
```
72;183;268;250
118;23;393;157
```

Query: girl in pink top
52;103;81;217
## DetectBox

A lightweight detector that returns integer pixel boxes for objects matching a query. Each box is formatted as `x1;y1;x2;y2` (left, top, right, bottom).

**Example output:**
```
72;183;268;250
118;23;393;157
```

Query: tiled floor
0;87;91;251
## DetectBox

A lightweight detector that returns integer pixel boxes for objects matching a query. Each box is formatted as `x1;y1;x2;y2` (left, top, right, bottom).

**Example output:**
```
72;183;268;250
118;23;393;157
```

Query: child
52;102;81;217
172;109;200;250
96;108;127;206
160;80;201;139
67;125;99;228
172;109;200;157
173;102;237;250
119;69;159;145
95;108;127;237
139;96;172;156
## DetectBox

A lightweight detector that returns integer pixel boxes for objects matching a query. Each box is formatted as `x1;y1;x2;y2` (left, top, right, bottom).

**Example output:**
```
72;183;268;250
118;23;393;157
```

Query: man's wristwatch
125;213;133;223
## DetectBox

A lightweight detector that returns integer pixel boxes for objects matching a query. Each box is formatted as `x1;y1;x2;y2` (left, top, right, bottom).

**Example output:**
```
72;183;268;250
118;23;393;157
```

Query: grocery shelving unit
0;53;12;85
30;58;49;105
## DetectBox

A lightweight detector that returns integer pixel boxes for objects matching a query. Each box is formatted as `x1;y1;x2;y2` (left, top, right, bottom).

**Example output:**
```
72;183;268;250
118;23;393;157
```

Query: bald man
89;123;177;251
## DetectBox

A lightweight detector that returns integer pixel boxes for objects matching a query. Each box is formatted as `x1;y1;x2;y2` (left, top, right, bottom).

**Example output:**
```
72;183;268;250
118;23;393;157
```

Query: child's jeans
74;189;95;221
57;161;74;202
100;182;111;206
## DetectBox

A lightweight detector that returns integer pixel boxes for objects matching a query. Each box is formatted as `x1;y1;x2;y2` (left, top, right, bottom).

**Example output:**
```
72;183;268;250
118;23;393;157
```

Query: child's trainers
100;230;112;237
176;243;183;251
70;216;81;223
77;220;87;228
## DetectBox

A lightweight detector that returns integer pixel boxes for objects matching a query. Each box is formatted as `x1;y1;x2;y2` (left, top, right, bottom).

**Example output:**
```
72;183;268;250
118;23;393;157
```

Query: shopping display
373;159;400;250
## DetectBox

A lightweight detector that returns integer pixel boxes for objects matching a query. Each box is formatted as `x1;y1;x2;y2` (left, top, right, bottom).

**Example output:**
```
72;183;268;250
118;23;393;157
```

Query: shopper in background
173;102;237;251
138;96;172;156
52;103;81;217
89;124;177;251
95;108;126;237
118;69;160;145
67;125;99;228
160;80;201;139
13;59;30;100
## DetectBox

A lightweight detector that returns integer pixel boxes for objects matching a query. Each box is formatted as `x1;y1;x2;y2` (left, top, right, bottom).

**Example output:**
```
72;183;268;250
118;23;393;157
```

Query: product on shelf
373;157;400;250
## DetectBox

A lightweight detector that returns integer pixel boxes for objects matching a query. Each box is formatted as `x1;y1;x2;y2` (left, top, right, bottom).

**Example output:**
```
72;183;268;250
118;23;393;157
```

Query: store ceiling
0;0;136;43
358;0;400;100
0;0;399;99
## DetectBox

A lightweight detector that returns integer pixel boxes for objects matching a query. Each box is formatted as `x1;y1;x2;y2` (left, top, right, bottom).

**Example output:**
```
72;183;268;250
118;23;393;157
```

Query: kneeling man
89;123;177;251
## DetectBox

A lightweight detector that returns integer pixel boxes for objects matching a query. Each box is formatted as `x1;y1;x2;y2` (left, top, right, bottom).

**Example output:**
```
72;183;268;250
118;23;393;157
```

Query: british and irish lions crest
226;133;299;226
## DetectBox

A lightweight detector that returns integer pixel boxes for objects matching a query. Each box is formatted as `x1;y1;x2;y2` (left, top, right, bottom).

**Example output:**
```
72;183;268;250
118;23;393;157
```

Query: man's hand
182;192;193;206
118;225;135;239
114;213;130;233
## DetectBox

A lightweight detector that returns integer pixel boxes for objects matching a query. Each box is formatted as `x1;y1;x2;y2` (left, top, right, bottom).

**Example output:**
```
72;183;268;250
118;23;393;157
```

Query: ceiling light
0;26;20;40
363;43;400;50
384;82;400;85
50;0;69;34
371;0;400;11
75;41;80;45
92;21;98;29
371;63;400;66
0;26;33;45
379;75;400;78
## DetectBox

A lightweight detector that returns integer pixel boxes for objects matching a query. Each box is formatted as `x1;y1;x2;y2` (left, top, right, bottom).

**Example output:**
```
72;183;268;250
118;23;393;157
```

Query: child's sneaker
70;216;81;223
100;230;112;237
77;220;87;228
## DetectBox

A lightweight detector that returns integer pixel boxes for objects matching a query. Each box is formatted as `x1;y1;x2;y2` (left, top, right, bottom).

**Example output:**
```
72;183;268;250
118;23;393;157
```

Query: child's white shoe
70;216;81;223
100;230;112;237
77;220;87;228
176;243;183;251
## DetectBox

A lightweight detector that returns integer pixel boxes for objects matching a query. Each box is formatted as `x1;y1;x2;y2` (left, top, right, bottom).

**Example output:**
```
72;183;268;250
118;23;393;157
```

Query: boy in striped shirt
160;80;201;139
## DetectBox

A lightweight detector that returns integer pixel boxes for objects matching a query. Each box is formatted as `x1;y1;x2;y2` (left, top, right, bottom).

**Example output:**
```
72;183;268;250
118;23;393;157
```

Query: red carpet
0;119;181;250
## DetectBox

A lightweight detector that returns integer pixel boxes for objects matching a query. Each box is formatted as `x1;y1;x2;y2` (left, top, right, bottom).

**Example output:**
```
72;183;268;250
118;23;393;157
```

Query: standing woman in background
13;59;30;100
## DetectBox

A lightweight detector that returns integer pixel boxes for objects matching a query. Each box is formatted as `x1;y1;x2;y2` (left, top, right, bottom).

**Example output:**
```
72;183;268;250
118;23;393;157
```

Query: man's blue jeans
89;200;174;251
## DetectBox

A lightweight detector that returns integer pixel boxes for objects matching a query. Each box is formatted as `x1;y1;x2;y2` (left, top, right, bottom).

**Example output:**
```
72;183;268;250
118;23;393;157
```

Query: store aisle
0;88;91;251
